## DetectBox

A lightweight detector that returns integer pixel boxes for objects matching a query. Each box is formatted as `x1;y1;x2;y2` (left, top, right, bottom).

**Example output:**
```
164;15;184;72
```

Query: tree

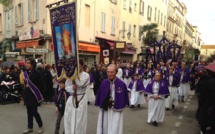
207;51;215;63
0;0;9;6
140;23;159;45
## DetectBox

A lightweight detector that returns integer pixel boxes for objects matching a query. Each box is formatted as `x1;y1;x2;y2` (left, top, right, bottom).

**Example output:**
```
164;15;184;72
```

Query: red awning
121;50;136;54
107;41;114;49
205;63;215;73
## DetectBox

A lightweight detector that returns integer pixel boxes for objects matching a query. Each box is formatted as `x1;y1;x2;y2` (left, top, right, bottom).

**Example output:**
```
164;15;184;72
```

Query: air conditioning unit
39;30;44;35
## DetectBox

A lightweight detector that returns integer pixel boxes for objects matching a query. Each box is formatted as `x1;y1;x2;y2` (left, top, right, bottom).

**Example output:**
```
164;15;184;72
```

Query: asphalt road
0;91;200;134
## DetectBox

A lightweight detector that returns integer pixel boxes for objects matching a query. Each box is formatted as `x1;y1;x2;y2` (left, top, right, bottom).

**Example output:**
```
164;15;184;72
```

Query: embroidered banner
50;2;78;80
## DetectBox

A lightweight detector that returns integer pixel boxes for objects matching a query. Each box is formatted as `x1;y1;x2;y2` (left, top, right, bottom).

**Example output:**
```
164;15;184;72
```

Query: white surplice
116;68;123;80
86;82;95;102
96;81;124;134
128;81;145;105
165;75;178;108
178;71;190;99
147;82;165;123
64;71;90;134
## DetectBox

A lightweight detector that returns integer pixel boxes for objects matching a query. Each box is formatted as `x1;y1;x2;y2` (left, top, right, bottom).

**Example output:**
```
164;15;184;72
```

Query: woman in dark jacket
196;69;215;134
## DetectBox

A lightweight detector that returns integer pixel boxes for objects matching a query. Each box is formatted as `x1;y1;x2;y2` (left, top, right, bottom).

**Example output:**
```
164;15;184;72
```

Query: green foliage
193;48;200;55
207;51;215;62
0;0;9;6
140;23;159;45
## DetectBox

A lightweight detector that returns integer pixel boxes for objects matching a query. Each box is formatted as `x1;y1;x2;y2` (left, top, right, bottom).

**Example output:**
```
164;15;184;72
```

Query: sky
179;0;215;45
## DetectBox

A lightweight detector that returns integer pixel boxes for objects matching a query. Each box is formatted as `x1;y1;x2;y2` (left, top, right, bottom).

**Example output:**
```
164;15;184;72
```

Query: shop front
120;43;136;62
78;41;100;68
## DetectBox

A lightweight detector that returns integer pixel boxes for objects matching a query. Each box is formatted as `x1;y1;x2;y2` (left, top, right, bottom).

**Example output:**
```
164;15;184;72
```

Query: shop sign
19;30;40;41
115;41;126;51
26;48;48;53
5;52;20;58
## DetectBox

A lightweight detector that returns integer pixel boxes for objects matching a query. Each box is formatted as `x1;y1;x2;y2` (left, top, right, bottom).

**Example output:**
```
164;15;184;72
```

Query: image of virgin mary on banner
50;2;78;80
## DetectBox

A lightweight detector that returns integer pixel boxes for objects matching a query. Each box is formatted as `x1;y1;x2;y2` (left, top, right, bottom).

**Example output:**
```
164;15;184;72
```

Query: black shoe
172;104;175;109
87;101;90;105
130;105;134;108
166;108;170;111
137;104;140;108
153;121;158;126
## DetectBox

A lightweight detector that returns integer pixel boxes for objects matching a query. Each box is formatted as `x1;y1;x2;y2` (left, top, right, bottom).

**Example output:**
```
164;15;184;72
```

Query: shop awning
107;41;115;49
16;39;41;48
78;42;100;53
121;50;136;54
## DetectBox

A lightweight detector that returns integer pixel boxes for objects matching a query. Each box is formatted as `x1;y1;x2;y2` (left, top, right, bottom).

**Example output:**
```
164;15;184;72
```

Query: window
133;25;136;37
164;15;166;27
15;3;24;26
110;0;117;4
129;0;132;12
161;13;163;25
134;3;137;11
101;12;106;32
147;6;152;21
0;14;2;32
111;16;116;35
28;0;39;22
154;7;157;22
139;25;143;41
158;10;160;24
123;0;126;9
85;5;90;27
139;1;144;16
122;21;125;38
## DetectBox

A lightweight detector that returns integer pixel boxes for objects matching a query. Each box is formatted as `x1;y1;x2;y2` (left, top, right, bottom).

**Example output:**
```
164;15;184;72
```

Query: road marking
183;106;188;109
175;122;181;127
171;130;178;134
178;115;183;119
187;99;191;101
189;96;193;99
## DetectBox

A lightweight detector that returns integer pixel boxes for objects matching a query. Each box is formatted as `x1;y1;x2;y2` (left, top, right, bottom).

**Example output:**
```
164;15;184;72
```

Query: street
0;91;200;134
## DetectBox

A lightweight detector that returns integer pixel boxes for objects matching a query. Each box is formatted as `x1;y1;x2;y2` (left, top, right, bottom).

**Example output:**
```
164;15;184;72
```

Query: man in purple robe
128;74;145;108
134;63;144;78
164;66;179;110
178;62;191;102
123;64;133;87
95;64;129;134
145;72;169;126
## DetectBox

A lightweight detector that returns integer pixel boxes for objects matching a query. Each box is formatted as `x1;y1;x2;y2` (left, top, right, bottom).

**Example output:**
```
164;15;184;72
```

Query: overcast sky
179;0;215;45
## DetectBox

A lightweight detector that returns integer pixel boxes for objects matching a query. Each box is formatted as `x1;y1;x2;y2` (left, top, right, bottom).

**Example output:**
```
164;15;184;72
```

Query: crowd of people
0;58;215;134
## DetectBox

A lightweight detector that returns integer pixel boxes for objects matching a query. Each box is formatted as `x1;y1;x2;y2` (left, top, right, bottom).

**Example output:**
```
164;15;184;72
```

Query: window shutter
142;2;144;16
139;1;143;13
122;21;125;38
28;0;31;22
111;16;115;35
34;0;39;21
101;12;105;32
15;6;18;25
123;0;126;9
21;3;24;25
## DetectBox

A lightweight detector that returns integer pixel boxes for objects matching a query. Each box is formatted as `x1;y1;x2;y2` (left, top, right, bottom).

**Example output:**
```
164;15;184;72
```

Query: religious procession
1;0;215;134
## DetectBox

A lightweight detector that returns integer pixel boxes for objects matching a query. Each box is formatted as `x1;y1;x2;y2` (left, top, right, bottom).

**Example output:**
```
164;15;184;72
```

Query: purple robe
55;88;70;106
95;78;129;110
179;68;190;83
128;79;145;91
134;67;144;75
89;73;94;84
164;73;179;87
145;80;170;95
123;69;133;77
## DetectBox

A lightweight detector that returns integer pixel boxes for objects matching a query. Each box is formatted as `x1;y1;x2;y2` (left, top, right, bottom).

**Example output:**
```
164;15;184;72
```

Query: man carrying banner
95;64;129;134
23;57;45;134
64;59;90;134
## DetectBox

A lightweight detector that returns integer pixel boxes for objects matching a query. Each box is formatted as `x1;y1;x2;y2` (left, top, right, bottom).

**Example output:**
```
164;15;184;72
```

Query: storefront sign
19;30;40;41
115;41;126;51
5;52;19;58
104;57;109;65
50;2;78;80
26;48;48;53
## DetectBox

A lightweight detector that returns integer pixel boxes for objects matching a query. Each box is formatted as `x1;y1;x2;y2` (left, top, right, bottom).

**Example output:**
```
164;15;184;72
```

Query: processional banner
49;2;78;80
